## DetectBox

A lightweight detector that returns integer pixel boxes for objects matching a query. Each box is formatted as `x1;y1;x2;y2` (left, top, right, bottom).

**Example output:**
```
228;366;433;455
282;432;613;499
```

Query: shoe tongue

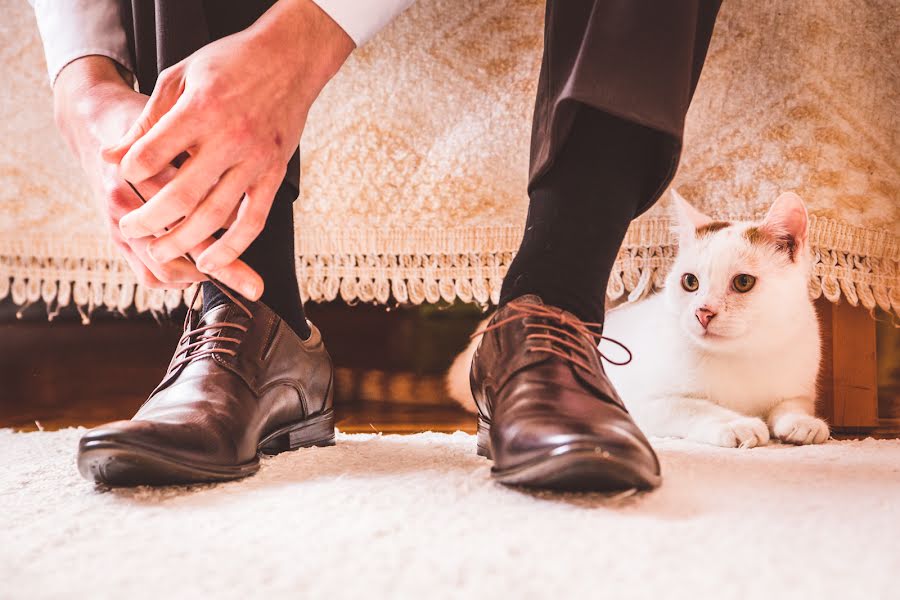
198;302;236;327
509;294;595;328
149;301;244;398
190;302;253;354
510;293;545;306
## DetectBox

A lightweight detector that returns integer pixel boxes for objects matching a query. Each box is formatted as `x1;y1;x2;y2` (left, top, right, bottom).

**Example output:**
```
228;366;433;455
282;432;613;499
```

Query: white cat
447;190;828;448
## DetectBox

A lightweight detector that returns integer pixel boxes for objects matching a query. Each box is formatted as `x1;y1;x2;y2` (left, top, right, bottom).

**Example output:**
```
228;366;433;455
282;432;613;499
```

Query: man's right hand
53;56;262;296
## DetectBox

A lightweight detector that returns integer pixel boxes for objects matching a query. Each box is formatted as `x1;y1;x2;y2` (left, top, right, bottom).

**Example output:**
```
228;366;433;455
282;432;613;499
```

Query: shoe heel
476;415;492;459
259;409;336;455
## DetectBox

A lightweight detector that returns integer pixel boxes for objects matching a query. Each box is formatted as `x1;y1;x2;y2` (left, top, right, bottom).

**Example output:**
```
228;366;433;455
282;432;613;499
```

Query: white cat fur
446;190;828;447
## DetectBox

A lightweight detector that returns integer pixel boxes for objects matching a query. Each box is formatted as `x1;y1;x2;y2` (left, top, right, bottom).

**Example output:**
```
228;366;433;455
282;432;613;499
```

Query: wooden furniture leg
816;297;879;431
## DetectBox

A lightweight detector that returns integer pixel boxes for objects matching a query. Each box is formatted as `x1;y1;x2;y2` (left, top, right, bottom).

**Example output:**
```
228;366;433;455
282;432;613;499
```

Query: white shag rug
2;429;899;600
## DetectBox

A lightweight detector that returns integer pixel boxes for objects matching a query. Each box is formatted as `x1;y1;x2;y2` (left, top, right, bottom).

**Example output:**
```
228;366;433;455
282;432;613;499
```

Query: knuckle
212;244;237;263
166;236;193;259
164;236;188;254
156;265;180;283
191;89;220;114
158;63;185;88
127;146;158;174
265;166;287;185
207;200;234;225
173;187;202;213
245;212;266;235
107;189;128;208
169;198;193;219
106;197;131;218
196;67;227;96
157;66;175;86
148;239;173;260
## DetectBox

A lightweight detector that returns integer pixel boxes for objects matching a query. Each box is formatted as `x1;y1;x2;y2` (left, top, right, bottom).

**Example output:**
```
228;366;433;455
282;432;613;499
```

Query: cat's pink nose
695;307;717;329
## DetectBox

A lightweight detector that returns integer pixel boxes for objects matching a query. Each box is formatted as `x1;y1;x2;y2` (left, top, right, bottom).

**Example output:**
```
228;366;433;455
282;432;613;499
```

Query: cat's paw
771;413;830;445
694;417;770;448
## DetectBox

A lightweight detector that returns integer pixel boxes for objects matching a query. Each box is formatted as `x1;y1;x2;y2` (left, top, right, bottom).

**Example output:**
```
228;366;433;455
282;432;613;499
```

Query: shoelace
125;180;255;375
166;285;253;374
472;301;632;372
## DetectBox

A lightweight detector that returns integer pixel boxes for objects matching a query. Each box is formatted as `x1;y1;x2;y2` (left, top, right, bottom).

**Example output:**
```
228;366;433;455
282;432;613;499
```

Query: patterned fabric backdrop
1;0;897;319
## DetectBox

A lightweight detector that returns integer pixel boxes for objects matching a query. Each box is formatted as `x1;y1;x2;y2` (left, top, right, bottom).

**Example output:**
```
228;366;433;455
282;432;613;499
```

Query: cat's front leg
630;396;770;448
767;397;830;445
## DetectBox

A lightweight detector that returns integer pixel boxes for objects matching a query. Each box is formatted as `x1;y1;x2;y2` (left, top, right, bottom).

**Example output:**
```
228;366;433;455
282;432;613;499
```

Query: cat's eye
681;273;699;292
732;274;756;293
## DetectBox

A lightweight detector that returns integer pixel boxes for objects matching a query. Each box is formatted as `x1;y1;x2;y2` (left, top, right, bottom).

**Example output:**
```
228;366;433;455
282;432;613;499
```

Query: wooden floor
2;298;896;437
0;300;480;434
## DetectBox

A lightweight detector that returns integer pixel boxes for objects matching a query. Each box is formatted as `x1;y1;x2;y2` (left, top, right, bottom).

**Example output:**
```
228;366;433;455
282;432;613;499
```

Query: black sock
499;107;671;323
202;184;311;340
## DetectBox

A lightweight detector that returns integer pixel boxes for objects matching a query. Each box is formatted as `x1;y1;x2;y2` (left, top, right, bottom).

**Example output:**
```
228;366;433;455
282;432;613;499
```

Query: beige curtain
1;0;897;318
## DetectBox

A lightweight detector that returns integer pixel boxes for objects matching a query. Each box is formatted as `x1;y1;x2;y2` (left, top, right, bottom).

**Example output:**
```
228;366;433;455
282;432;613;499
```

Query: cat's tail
445;317;490;413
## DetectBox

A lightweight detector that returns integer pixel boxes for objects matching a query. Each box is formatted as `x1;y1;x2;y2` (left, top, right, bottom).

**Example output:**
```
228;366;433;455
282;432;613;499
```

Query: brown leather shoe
77;292;334;486
469;295;661;491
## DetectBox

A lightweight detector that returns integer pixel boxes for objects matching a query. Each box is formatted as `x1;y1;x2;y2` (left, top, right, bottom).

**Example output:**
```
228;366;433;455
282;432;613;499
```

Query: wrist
54;57;132;125
251;0;354;94
53;57;135;162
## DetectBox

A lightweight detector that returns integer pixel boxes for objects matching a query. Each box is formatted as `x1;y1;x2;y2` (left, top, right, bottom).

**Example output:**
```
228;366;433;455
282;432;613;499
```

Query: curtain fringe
2;216;896;320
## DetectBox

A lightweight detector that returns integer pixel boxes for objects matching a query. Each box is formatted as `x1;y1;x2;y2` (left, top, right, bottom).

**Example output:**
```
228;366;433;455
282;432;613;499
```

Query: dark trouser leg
499;110;669;323
123;1;310;339
202;183;310;339
500;0;722;321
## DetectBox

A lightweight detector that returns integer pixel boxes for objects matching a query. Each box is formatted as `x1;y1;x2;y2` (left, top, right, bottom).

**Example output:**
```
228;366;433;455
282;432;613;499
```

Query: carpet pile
2;429;899;599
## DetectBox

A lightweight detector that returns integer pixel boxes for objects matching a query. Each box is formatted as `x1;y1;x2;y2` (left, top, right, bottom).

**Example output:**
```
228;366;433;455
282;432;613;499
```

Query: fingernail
196;257;219;273
147;244;171;263
242;281;260;299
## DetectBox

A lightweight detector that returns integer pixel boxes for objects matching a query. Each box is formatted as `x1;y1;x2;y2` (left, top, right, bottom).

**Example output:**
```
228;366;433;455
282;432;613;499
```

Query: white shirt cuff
29;0;134;85
312;0;415;47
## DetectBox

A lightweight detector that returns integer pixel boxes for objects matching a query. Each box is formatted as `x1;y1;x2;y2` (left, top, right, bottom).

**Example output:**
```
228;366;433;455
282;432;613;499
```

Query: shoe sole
477;417;661;492
77;410;336;487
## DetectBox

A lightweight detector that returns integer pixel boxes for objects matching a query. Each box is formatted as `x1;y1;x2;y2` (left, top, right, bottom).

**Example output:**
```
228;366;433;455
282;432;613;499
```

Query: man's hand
53;56;260;295
102;0;354;284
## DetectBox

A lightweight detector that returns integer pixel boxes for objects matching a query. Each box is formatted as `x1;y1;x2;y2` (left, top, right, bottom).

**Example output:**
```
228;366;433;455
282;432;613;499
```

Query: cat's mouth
685;319;738;344
693;327;728;342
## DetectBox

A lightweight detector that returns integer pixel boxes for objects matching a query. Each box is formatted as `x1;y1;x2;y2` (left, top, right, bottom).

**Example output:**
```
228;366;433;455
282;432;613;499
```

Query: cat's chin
686;327;738;350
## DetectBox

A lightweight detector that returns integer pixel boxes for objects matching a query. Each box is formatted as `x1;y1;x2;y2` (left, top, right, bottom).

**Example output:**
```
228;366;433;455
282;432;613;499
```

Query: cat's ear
671;189;712;246
759;192;809;258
